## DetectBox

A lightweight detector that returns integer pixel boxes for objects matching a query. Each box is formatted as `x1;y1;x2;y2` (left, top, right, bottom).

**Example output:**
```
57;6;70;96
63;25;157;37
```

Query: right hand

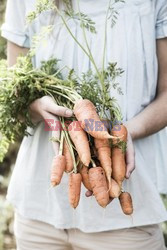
29;96;73;154
29;96;73;124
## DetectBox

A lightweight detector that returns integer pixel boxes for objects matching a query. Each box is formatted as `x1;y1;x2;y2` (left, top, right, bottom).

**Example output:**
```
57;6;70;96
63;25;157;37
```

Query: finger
126;151;135;178
125;134;135;179
85;190;93;197
41;96;73;117
49;105;73;118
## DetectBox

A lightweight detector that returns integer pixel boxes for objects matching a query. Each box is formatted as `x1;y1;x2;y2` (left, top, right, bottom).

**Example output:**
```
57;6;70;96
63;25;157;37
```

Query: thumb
42;96;73;117
125;133;135;179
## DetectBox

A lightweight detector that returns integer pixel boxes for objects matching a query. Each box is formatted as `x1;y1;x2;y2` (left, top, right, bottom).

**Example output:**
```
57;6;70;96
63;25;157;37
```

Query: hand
29;96;73;124
85;131;135;198
29;96;73;154
125;131;135;179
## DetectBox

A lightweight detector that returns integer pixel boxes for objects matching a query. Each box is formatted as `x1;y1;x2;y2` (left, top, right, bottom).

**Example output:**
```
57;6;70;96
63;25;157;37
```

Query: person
1;0;167;249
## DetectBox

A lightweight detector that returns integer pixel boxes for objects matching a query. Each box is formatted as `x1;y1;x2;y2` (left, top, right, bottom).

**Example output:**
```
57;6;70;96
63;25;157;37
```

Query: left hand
85;130;135;198
125;131;135;179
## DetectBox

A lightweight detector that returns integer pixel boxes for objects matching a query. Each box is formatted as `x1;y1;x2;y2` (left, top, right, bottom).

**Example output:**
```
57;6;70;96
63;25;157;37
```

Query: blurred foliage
0;0;7;59
0;1;16;249
0;170;16;250
0;0;21;177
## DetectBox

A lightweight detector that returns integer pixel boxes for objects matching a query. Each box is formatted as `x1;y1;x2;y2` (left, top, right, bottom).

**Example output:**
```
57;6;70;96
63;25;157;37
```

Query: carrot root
74;99;116;139
69;121;91;166
51;155;66;186
63;140;73;173
68;173;82;209
80;165;92;191
94;138;112;188
111;125;127;185
119;192;133;215
109;178;121;198
89;167;109;208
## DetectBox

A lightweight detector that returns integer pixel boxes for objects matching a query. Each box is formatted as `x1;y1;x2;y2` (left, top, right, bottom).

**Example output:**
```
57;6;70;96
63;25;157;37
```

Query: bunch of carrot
50;99;133;215
16;0;134;216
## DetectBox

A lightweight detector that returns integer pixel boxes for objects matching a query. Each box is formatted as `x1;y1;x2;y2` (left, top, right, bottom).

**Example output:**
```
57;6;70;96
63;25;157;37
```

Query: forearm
126;38;167;140
7;41;29;67
126;92;167;140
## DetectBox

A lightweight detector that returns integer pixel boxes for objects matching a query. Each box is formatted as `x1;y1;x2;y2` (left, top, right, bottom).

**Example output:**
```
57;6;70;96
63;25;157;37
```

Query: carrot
80;165;92;191
112;124;127;143
119;192;133;215
68;173;82;209
109;178;121;198
69;121;91;167
63;140;73;173
74;99;116;139
94;138;110;149
89;167;109;208
51;155;66;186
111;125;127;186
94;138;112;187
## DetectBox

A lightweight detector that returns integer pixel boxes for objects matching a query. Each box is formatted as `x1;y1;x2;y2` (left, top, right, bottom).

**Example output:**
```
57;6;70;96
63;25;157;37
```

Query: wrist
28;103;43;125
125;118;145;140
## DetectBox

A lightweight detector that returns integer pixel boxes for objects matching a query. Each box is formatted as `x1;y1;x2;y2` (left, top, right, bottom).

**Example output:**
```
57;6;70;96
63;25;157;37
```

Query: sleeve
1;0;30;48
155;0;167;39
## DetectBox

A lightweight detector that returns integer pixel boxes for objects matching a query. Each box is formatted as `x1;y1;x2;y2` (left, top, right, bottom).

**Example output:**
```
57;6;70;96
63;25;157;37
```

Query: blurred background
0;1;19;249
0;0;167;249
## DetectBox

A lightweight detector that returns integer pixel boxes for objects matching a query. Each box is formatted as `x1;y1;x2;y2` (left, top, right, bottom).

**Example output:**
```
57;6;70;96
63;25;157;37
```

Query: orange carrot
112;148;126;186
80;165;92;191
119;192;133;215
68;173;82;209
63;140;73;173
109;178;121;198
74;99;115;139
89;167;109;208
69;121;91;166
94;138;112;187
51;155;66;186
94;138;110;149
111;125;127;186
112;124;127;143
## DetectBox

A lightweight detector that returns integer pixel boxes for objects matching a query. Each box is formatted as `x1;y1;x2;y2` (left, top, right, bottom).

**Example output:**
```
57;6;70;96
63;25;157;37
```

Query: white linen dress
1;0;167;232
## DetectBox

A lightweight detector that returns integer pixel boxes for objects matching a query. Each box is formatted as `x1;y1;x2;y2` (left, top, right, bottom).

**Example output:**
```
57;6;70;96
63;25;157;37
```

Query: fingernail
65;109;73;116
